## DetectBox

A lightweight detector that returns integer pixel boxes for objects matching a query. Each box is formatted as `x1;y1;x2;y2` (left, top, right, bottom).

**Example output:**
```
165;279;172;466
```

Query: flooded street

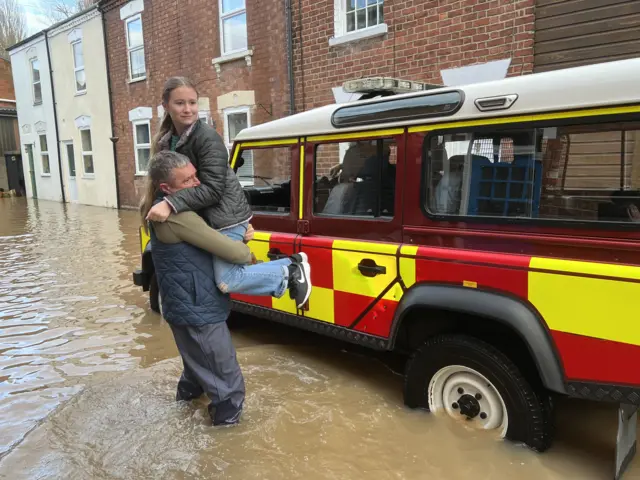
1;197;639;479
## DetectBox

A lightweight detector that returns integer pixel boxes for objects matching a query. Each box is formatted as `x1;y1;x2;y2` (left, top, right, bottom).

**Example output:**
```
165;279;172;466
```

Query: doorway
4;152;25;196
24;144;37;199
62;141;78;202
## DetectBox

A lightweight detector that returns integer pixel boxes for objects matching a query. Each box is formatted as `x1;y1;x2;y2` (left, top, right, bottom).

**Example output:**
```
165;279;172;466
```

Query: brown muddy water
0;197;639;479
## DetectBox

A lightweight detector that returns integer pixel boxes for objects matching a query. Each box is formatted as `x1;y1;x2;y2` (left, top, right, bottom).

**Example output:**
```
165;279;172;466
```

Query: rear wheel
149;273;160;314
403;334;555;452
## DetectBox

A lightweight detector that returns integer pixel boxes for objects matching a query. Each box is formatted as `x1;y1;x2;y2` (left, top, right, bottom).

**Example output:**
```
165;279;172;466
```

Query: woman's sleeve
166;212;252;264
165;130;229;213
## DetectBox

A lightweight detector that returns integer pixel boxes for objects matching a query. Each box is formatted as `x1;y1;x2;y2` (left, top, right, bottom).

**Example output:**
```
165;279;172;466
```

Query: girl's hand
146;200;172;222
244;224;255;243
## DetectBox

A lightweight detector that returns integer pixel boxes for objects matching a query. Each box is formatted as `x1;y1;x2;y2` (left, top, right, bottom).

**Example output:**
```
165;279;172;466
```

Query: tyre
149;273;161;314
403;334;555;452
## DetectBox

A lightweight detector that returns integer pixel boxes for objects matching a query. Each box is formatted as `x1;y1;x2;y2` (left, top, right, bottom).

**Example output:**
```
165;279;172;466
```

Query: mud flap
615;403;638;480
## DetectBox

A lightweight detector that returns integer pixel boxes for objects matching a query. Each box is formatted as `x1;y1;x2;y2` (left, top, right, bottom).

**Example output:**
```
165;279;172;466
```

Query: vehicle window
237;146;293;215
314;138;397;218
424;122;640;224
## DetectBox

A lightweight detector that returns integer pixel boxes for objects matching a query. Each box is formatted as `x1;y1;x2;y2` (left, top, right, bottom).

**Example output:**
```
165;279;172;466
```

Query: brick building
290;0;535;112
0;56;22;193
99;0;290;208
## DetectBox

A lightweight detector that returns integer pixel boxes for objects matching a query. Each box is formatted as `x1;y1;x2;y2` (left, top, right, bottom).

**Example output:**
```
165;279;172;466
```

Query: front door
4;153;25;196
24;144;37;199
298;133;405;337
63;142;78;202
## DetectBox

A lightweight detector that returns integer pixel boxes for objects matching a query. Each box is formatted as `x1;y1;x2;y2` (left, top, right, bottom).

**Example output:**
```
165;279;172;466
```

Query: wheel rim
428;365;508;437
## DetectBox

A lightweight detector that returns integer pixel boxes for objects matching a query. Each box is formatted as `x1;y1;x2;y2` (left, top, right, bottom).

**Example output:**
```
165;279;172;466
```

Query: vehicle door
298;130;405;338
230;137;302;314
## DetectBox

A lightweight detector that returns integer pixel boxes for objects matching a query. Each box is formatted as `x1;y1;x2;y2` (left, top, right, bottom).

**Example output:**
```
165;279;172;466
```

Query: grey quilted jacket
161;120;253;230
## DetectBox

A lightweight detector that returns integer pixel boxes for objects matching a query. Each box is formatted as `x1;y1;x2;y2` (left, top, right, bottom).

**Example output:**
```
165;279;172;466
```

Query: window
314;138;397;217
345;0;384;33
72;41;86;93
31;59;42;104
39;134;50;174
80;129;94;175
125;15;146;80
224;107;251;183
236;146;293;214
66;143;76;177
134;121;151;174
219;0;247;55
424;122;640;224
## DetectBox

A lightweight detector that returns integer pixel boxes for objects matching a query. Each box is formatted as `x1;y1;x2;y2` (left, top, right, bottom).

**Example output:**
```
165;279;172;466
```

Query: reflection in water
0;198;638;478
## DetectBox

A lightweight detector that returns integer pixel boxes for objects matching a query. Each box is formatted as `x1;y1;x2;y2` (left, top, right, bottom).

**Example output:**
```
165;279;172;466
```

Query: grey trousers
169;321;245;424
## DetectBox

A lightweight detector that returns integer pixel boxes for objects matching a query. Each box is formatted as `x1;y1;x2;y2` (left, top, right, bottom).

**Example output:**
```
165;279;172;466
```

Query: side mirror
233;155;245;173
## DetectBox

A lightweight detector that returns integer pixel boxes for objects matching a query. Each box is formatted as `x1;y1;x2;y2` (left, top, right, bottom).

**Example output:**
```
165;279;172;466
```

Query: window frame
236;144;296;217
71;40;86;94
224;106;252;185
30;58;42;105
125;14;146;81
420;116;640;230
341;0;384;35
79;128;94;176
133;119;151;175
39;134;50;175
311;136;398;221
218;0;248;56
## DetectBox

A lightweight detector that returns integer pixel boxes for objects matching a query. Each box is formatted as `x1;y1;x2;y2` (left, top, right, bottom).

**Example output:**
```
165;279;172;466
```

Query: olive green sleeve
165;212;252;264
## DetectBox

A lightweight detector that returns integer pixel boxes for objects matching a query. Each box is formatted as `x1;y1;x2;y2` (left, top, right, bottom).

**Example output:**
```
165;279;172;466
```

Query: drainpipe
44;31;66;204
285;0;295;115
100;6;121;209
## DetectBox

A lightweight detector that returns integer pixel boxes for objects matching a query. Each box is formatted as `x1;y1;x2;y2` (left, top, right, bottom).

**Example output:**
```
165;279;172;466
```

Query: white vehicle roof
234;58;640;142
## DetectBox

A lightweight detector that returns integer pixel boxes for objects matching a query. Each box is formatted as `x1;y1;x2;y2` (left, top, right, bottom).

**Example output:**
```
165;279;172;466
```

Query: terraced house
98;0;290;208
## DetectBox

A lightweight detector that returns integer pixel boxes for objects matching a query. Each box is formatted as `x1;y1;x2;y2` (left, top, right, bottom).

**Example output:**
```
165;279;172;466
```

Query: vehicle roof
234;58;640;142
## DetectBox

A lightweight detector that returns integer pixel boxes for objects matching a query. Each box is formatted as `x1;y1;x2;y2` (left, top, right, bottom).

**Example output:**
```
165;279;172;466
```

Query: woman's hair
150;76;199;155
139;150;192;227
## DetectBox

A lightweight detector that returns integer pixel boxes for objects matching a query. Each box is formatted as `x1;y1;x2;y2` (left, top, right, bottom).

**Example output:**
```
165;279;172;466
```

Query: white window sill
41;173;51;177
33;101;43;106
75;90;87;97
128;76;147;84
212;48;253;75
82;173;95;179
329;23;388;47
135;173;148;177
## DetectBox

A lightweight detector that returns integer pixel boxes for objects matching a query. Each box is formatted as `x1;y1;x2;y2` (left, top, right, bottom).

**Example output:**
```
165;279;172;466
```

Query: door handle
267;248;288;260
357;259;386;277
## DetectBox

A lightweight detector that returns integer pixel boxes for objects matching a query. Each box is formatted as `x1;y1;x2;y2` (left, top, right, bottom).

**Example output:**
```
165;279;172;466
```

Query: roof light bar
343;77;441;95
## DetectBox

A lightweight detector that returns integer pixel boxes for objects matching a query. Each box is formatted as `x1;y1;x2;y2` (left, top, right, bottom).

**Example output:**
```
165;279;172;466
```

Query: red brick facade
102;0;535;209
0;58;17;108
291;0;535;111
100;0;289;208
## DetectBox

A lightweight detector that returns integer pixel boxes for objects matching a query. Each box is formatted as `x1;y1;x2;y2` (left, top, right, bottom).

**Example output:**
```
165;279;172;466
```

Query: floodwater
0;197;639;480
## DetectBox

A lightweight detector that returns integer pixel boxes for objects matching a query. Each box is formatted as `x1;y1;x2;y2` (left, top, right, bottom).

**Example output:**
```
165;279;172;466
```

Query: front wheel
403;334;555;452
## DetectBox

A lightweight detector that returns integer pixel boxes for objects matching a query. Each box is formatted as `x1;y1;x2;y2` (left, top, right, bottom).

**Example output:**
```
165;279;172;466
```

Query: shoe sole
296;261;312;309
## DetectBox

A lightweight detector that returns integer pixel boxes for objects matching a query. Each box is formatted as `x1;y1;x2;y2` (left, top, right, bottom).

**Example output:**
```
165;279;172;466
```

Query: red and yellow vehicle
135;59;640;476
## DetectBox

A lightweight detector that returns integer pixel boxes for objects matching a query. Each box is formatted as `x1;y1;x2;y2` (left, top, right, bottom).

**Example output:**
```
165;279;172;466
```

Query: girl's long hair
139;151;192;228
150;76;199;156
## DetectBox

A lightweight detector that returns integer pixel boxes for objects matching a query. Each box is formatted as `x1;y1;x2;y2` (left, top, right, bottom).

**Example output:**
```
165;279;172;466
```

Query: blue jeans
214;222;290;298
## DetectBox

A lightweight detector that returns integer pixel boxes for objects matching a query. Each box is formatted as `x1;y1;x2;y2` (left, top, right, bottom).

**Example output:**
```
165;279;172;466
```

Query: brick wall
101;0;289;208
291;0;535;112
0;59;16;108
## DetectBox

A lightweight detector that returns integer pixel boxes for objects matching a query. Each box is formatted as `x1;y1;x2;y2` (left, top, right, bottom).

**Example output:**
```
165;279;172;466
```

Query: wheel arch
389;283;566;394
